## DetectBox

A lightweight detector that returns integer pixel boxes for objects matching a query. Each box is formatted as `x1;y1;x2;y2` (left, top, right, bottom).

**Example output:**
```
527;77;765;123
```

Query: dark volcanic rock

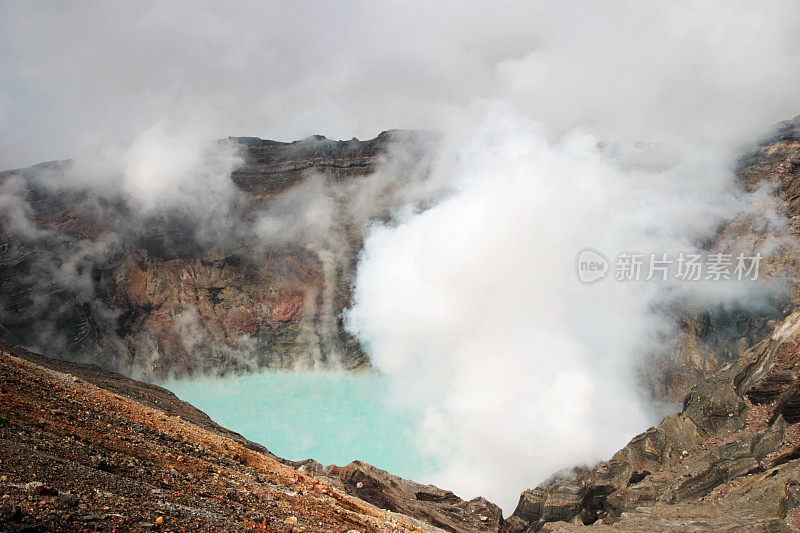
230;131;408;196
504;309;800;532
288;459;503;533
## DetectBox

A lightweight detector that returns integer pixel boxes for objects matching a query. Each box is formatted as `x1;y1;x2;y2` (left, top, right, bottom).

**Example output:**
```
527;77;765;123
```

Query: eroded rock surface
504;309;800;532
643;116;800;403
288;459;503;533
0;131;432;377
2;122;799;390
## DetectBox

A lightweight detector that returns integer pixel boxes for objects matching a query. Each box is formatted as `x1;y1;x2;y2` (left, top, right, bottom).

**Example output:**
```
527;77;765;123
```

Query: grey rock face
504;309;800;532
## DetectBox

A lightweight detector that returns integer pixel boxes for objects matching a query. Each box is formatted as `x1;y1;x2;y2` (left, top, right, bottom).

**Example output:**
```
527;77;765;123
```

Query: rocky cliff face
230;134;393;197
5;119;800;531
503;308;800;532
501;122;800;530
1;120;798;393
0;131;433;377
640;117;800;404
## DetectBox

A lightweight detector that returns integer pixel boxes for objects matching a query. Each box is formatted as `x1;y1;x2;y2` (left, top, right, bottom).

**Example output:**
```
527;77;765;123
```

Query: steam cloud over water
338;2;800;510
3;0;800;515
344;108;787;510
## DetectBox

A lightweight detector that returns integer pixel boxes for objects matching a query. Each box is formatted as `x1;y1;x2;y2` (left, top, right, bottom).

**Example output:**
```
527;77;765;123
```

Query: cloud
2;1;798;170
119;125;241;212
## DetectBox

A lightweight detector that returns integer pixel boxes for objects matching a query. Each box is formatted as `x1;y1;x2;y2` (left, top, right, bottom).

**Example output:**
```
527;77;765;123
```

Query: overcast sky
1;0;800;169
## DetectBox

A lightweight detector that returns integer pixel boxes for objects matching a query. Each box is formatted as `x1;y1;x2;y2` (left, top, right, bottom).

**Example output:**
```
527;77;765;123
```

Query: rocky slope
0;340;499;532
503;307;800;532
7;307;800;532
289;460;502;533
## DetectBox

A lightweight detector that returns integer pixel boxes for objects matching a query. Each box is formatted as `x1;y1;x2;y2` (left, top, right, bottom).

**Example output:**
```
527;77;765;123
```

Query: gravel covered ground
0;341;436;532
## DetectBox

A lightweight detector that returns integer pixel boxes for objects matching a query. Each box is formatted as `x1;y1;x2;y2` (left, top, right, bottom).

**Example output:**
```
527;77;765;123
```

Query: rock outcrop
288;459;503;533
503;309;800;532
230;133;400;197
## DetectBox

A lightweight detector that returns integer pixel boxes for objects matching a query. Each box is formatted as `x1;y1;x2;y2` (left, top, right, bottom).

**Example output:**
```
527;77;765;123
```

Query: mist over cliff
3;0;800;514
0;129;446;377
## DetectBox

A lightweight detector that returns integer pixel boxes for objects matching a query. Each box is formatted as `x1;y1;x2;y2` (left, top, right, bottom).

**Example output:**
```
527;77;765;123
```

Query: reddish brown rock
273;292;304;322
0;133;430;376
0;340;444;533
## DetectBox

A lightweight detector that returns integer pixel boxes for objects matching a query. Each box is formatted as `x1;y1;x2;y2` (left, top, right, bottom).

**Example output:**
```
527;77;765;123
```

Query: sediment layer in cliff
0;131;433;378
1;119;799;396
504;306;800;532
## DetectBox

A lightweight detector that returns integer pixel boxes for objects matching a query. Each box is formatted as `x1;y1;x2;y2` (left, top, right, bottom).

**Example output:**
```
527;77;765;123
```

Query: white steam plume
344;105;787;511
340;0;800;505
340;1;800;511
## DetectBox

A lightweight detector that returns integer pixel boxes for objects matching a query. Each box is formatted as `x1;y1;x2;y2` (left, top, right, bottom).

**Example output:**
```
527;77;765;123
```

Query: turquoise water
163;372;433;480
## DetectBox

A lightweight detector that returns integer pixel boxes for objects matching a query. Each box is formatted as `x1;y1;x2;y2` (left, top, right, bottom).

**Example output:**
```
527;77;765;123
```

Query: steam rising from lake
345;108;787;509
